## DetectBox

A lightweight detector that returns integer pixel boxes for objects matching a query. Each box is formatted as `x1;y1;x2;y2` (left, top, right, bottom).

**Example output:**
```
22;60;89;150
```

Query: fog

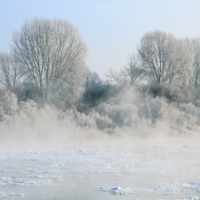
1;89;200;199
0;87;199;150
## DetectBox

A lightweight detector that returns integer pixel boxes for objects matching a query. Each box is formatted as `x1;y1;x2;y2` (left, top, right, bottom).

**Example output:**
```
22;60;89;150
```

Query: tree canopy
11;18;88;106
138;30;193;87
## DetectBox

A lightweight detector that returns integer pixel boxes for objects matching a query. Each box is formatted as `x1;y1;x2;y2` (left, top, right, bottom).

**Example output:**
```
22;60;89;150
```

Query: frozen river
0;140;200;200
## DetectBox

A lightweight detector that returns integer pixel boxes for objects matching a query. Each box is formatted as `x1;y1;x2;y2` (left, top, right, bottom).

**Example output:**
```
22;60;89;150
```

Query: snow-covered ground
0;141;200;200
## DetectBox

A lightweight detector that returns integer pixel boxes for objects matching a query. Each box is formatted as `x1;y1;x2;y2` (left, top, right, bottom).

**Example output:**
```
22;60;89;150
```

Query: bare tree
107;53;144;87
138;30;193;88
0;53;22;91
11;18;88;105
107;68;126;87
182;37;200;88
122;54;144;85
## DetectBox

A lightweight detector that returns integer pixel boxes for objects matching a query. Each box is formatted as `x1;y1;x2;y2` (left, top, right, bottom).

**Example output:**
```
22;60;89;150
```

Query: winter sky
1;0;200;79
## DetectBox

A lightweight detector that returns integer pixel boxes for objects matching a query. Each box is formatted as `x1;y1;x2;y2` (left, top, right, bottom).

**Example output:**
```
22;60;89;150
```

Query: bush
149;83;183;102
0;91;18;121
80;72;119;111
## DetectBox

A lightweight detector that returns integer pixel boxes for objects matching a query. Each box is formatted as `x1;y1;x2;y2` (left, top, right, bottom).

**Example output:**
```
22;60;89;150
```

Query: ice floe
96;182;200;196
0;145;200;199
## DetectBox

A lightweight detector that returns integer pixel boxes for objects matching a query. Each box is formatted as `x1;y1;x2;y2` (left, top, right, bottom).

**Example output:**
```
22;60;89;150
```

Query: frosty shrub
65;109;97;129
19;82;40;102
1;86;200;141
94;103;139;129
194;88;200;102
0;91;18;121
91;87;139;129
148;83;183;102
156;101;200;136
195;100;200;108
138;97;163;124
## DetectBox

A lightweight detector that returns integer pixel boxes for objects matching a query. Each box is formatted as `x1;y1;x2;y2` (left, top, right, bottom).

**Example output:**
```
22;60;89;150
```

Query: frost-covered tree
0;53;23;92
11;18;88;106
0;91;18;121
138;30;193;88
182;37;200;88
123;53;144;85
82;72;111;108
190;38;200;88
107;53;144;87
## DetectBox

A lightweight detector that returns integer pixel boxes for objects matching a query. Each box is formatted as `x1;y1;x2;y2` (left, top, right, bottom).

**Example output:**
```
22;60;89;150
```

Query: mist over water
0;87;199;150
0;88;200;200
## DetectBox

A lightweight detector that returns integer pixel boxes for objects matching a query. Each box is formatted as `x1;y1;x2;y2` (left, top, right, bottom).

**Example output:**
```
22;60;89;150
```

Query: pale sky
1;0;200;79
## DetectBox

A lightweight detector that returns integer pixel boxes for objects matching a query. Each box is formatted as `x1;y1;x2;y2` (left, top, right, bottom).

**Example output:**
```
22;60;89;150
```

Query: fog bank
0;87;199;149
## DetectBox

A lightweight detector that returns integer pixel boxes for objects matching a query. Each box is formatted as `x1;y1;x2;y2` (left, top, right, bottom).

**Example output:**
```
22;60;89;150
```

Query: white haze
1;88;200;200
0;87;199;150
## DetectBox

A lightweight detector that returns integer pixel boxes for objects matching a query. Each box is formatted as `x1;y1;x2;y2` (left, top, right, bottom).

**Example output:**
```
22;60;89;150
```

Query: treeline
108;31;200;103
1;18;200;136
